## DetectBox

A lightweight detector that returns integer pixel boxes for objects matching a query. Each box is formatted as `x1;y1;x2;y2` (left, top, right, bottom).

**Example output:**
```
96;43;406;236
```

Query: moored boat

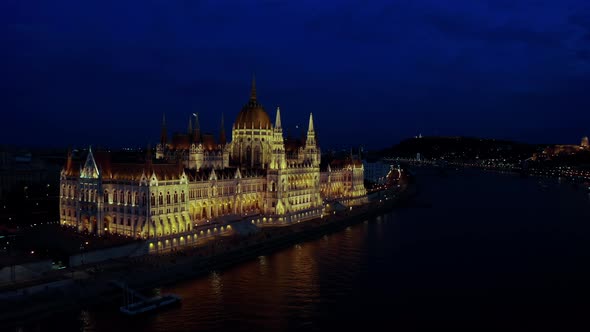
120;294;181;315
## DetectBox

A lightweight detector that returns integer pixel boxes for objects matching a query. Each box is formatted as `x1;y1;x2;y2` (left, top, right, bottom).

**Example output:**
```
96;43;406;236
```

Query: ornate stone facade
60;79;367;241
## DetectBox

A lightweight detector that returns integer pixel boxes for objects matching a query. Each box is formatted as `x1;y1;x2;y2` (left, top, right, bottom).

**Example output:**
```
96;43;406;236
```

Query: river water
17;169;590;331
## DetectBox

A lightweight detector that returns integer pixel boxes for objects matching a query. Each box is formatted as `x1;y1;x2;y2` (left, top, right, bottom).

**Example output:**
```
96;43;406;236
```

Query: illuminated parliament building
59;79;367;244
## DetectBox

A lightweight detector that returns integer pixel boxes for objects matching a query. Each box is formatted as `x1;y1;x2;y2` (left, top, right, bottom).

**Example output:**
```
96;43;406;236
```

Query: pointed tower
275;106;282;129
304;113;319;166
160;113;167;146
305;113;317;148
65;146;73;174
219;113;227;145
81;146;100;179
270;106;286;170
193;113;201;143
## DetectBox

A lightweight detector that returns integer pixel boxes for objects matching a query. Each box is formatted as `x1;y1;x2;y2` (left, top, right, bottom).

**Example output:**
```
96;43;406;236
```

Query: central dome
234;77;272;129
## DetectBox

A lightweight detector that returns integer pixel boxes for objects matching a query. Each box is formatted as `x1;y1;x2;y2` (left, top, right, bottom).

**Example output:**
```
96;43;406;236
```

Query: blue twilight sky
2;0;590;149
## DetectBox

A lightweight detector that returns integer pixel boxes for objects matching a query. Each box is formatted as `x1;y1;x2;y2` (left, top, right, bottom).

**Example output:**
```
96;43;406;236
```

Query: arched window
174;191;178;204
158;192;163;205
166;192;171;204
151;193;156;206
114;190;118;203
104;190;109;203
142;193;147;206
127;192;132;205
119;190;124;204
180;191;185;203
134;192;139;206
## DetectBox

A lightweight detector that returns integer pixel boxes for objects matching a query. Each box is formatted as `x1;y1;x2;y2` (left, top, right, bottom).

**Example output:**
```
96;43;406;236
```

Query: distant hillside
371;136;542;161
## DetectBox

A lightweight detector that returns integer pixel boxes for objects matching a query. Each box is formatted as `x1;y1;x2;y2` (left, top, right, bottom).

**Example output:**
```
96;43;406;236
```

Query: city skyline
2;0;590;149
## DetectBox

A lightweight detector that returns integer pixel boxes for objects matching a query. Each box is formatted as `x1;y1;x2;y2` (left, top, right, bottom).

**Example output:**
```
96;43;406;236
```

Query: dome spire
250;74;257;101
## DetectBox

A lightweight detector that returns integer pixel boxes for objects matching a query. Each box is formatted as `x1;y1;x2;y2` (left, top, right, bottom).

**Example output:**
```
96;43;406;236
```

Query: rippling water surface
19;169;590;331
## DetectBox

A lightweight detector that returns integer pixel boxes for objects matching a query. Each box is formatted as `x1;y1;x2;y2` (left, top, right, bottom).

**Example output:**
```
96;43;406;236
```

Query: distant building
541;136;590;157
59;78;367;241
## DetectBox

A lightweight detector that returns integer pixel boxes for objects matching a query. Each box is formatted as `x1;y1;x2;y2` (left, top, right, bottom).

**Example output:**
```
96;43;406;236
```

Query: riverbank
1;184;416;326
405;159;590;184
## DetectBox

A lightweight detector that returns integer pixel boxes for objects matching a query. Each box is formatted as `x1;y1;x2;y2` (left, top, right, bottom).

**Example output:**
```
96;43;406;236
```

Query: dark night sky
2;0;590;149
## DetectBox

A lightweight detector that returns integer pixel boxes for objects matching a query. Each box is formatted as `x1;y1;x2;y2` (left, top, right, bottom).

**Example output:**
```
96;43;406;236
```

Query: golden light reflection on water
37;215;374;331
210;271;223;295
257;255;268;276
80;309;92;332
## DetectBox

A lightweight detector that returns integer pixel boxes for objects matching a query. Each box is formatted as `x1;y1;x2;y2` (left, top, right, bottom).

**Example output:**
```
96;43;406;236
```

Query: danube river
19;169;590;331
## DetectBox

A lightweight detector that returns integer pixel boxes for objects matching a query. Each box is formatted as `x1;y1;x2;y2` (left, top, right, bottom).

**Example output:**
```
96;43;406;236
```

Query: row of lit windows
104;190;147;206
186;183;264;199
61;185;76;199
150;191;186;206
289;196;313;205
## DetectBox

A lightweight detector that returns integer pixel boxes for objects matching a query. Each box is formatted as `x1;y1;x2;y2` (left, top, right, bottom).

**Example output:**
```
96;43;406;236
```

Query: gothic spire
193;113;201;143
65;146;73;173
220;113;227;145
81;146;99;179
308;113;315;133
275;107;282;129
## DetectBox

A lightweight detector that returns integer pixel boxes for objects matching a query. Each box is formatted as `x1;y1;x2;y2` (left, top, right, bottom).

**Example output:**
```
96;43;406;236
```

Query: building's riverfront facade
59;79;367;242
